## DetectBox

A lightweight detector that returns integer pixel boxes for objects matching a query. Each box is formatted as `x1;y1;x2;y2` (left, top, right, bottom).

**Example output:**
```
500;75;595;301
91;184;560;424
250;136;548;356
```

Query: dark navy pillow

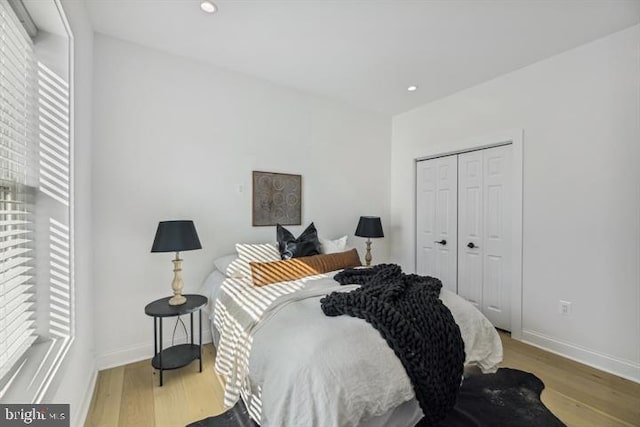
276;223;321;260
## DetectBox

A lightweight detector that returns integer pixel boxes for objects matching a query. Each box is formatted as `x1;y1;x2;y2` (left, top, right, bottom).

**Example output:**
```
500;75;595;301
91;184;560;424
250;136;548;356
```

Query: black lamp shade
355;216;384;238
151;220;202;253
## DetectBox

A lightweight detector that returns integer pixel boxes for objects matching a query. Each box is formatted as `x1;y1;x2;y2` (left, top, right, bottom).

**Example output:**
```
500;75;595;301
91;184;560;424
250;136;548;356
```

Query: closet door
482;145;512;331
416;156;458;292
457;151;483;310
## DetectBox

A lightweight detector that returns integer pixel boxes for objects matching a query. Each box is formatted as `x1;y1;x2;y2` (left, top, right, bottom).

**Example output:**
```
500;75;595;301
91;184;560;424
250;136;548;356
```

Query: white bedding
211;272;502;427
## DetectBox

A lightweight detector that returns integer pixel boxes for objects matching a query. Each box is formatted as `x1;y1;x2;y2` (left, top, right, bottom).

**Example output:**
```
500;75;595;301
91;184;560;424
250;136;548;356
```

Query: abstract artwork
252;171;302;226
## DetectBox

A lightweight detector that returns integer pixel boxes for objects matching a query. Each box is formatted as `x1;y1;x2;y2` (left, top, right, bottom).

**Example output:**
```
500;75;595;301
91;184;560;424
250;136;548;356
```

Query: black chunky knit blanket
320;264;465;427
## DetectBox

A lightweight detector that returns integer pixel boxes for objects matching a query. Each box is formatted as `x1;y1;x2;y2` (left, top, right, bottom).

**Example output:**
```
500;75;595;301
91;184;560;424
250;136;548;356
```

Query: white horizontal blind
0;1;37;381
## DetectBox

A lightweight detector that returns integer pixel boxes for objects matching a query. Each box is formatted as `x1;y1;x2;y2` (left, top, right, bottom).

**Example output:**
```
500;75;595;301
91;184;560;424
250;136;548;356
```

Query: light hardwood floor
85;332;640;427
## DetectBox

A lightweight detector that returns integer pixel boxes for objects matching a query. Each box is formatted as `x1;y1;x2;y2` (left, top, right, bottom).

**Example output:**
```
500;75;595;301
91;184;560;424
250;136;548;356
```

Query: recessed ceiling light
200;1;217;14
407;85;418;92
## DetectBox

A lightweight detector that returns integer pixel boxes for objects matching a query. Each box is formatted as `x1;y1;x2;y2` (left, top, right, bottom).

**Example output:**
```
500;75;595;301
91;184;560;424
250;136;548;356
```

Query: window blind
0;1;38;381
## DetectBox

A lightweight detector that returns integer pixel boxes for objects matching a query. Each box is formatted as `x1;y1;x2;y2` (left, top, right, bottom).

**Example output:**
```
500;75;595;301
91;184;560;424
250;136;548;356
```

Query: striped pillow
226;243;281;278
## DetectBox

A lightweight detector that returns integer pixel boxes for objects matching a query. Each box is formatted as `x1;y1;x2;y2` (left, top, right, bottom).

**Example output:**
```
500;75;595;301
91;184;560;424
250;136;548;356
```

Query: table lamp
355;216;384;267
151;220;202;305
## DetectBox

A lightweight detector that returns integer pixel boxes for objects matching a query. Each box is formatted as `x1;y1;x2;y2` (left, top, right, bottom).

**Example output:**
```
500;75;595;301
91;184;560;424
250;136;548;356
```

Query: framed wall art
252;171;302;226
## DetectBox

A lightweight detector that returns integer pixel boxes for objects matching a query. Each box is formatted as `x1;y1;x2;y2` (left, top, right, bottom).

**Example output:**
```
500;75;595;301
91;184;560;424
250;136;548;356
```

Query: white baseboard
76;364;98;427
521;329;640;383
96;334;213;371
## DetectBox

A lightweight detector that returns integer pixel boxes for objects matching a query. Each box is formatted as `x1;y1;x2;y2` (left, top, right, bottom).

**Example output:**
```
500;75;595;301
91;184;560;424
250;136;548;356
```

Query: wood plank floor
85;332;640;427
499;332;640;427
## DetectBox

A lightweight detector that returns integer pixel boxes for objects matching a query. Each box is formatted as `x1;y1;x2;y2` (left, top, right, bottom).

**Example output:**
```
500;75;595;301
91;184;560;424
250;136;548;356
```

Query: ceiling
86;0;640;115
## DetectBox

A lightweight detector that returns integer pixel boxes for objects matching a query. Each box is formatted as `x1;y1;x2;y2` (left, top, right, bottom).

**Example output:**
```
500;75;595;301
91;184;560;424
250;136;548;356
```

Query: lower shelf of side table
151;344;200;370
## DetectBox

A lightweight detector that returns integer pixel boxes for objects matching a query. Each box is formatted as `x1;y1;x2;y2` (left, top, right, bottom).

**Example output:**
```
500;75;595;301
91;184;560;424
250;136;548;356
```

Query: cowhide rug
187;368;565;427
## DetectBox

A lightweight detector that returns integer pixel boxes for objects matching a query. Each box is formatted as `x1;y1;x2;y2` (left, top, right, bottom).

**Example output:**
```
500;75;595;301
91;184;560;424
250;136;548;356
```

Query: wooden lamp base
364;239;372;267
169;252;187;306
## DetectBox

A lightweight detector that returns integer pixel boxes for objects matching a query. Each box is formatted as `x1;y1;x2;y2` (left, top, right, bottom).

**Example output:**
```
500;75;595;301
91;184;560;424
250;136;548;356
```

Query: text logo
0;405;69;426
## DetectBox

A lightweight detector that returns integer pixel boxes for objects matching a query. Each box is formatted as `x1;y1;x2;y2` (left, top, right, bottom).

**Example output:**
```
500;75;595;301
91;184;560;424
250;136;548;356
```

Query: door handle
467;242;479;249
434;240;447;245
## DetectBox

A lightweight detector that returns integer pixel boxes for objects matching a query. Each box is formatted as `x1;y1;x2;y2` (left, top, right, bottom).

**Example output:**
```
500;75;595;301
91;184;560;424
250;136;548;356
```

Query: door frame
414;129;524;339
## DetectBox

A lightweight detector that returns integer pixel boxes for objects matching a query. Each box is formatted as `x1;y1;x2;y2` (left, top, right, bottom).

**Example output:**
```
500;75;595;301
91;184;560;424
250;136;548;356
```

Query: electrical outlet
559;300;571;316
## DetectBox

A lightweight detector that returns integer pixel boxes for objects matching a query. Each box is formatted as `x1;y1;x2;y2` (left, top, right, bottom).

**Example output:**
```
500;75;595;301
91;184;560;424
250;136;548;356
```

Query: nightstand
144;294;208;386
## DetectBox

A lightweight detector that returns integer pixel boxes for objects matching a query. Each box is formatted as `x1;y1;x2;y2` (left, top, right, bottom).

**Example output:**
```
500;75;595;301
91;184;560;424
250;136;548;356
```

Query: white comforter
212;272;502;427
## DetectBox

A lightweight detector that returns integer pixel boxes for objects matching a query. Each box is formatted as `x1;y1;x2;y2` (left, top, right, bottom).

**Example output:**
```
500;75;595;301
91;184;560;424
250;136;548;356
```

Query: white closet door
416;156;458;292
457;151;483;310
482;145;512;330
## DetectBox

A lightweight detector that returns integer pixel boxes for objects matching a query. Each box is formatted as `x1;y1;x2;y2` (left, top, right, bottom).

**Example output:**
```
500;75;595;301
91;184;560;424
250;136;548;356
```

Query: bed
201;266;503;427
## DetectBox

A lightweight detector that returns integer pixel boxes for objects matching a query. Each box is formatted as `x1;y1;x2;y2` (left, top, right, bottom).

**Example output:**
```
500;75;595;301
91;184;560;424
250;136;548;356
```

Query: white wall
33;29;69;341
92;34;391;367
390;25;640;382
51;0;96;425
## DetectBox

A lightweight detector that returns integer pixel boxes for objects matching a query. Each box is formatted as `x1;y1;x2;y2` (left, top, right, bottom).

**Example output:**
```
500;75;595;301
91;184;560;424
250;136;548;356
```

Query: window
0;1;38;382
0;182;36;381
0;1;72;401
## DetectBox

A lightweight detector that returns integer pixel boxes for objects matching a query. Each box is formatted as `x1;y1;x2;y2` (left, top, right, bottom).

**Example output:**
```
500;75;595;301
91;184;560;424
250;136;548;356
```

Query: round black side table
144;294;208;386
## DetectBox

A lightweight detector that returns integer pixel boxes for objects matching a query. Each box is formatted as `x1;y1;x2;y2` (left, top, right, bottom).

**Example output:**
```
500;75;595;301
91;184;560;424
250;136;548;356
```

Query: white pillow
319;235;348;254
226;243;281;278
213;253;237;275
